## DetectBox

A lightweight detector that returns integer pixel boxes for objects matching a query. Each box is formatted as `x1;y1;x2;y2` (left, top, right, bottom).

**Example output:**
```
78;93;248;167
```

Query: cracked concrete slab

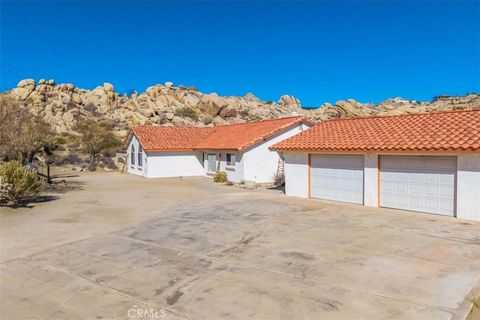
1;173;479;319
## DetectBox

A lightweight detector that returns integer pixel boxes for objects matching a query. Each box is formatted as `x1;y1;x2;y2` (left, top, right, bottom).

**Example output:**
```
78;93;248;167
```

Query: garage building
270;109;480;221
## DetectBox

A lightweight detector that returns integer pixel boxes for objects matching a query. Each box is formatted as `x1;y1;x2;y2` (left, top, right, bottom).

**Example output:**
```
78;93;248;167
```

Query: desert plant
0;95;55;164
174;107;199;121
213;171;228;183
0;161;42;206
41;137;65;184
73;120;122;171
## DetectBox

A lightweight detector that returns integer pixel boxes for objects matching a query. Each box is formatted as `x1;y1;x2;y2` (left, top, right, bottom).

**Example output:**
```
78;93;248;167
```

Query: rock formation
1;79;479;138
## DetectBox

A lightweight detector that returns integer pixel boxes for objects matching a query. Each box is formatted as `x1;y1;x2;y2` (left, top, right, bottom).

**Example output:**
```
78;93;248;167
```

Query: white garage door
310;154;364;204
380;156;456;216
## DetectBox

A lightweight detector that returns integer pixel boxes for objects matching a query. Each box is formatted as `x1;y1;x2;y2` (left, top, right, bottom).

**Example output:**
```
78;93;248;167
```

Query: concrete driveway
1;173;479;320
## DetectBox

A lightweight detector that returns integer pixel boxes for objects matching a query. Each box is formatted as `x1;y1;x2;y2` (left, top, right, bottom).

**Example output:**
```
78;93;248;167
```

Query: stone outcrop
2;79;479;137
305;95;480;121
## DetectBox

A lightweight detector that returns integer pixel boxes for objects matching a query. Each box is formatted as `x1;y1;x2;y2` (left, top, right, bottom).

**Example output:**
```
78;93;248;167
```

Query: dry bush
213;171;228;183
0;161;42;206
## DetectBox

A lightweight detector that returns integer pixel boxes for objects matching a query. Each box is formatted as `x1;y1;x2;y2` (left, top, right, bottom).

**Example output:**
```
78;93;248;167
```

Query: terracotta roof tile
194;116;308;151
128;115;309;152
270;109;480;153
129;126;215;151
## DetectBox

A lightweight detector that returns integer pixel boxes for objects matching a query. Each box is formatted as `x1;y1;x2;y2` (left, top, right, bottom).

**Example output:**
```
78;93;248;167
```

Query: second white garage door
380;156;456;216
310;154;364;204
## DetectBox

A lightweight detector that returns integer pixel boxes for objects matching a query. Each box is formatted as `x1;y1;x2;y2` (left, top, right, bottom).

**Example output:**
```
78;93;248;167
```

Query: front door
207;153;216;172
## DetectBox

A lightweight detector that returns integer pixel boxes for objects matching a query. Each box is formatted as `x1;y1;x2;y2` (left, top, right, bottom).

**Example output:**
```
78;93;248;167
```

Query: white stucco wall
243;123;310;183
457;154;480;221
283;151;309;198
364;153;379;207
202;151;245;183
146;151;204;178
127;135;146;177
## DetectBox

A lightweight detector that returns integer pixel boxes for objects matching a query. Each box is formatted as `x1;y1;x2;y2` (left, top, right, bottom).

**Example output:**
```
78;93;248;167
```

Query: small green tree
41;137;65;183
0;161;42;206
74;120;122;171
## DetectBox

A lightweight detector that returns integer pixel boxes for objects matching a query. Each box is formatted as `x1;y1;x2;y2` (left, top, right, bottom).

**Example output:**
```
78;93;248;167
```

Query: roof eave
270;148;480;154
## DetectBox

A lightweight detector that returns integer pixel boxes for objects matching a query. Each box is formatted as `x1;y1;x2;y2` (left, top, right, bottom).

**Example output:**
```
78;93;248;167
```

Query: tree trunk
47;164;52;184
88;154;96;171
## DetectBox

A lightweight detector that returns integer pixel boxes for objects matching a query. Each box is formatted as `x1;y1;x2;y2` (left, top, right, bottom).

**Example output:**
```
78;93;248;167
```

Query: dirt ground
1;172;479;320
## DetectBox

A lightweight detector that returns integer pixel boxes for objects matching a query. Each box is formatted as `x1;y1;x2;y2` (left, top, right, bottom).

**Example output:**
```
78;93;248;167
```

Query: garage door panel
310;155;364;205
380;156;456;216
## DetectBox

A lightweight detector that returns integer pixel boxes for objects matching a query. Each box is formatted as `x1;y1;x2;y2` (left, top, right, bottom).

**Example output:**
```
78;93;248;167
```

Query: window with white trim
226;153;235;166
131;145;135;166
137;146;143;167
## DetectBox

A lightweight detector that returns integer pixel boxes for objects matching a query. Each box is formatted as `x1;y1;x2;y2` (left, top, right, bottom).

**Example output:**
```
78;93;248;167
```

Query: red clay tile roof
128;126;215;151
128;116;310;152
194;116;309;151
270;109;480;153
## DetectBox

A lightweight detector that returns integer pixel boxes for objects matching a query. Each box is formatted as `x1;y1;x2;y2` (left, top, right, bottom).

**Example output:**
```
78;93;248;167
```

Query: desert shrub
54;157;65;166
174;107;198;121
101;150;116;158
213;171;228;183
66;152;83;165
73;120;122;171
0;161;42;206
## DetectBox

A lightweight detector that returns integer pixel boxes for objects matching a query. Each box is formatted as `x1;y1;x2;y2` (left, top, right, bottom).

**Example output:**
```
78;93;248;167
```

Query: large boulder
277;95;301;109
199;93;228;116
103;82;114;93
219;105;237;118
172;116;186;127
213;116;227;126
146;86;158;98
17;79;35;88
184;93;200;106
15;79;36;99
201;115;213;125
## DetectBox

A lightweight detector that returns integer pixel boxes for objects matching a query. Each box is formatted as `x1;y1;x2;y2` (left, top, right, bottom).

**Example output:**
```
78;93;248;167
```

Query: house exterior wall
243;123;310;183
146;151;204;178
127;135;146;177
202;151;245;183
282;151;480;221
457;154;480;221
283;151;309;197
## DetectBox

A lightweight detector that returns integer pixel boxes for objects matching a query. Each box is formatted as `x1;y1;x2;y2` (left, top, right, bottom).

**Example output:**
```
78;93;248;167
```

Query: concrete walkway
1;173;479;319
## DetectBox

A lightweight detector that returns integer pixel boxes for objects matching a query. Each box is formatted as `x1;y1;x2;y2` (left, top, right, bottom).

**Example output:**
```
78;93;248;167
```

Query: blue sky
1;1;479;107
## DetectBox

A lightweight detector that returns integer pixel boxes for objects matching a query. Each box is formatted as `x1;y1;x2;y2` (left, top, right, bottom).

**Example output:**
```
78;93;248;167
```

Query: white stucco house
125;116;312;183
270;109;480;221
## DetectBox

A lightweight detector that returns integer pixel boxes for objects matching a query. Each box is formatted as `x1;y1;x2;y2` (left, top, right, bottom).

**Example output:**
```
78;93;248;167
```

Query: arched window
131;145;135;165
137;146;143;167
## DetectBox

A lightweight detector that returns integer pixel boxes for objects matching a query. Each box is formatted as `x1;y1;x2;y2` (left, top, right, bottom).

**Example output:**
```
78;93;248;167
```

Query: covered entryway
380;156;456;216
310;154;364;204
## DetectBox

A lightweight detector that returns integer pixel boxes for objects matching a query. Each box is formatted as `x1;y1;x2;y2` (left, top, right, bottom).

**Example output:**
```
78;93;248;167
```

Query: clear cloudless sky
1;1;479;107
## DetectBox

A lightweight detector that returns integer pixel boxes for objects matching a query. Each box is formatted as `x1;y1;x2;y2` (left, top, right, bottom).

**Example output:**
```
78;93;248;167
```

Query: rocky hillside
2;79;479;137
